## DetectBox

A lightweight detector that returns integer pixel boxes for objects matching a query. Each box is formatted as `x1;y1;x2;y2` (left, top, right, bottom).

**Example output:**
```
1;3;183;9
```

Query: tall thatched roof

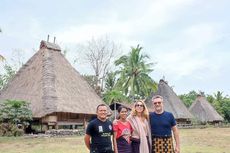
147;79;193;119
0;40;104;118
189;95;224;122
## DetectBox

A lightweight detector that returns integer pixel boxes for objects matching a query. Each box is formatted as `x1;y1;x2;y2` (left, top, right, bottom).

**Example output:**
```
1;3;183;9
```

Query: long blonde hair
131;100;149;120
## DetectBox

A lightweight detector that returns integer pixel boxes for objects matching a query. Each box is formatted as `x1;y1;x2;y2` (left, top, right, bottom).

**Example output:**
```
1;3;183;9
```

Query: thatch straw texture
189;96;223;122
0;41;104;118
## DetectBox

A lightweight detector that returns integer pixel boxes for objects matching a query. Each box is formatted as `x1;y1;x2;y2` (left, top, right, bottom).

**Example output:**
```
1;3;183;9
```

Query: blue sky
0;0;230;96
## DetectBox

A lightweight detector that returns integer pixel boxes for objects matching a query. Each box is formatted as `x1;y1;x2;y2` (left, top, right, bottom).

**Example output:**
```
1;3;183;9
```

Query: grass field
0;128;229;153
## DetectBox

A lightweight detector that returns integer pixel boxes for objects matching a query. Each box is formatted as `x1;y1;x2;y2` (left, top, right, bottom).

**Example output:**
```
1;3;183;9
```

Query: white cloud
1;0;229;95
55;22;131;44
183;23;223;49
151;22;225;79
55;0;196;45
138;0;196;30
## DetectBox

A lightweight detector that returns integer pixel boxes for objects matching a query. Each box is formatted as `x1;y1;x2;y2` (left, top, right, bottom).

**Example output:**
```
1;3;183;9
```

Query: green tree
104;71;117;91
0;100;32;125
179;90;198;108
0;100;32;136
115;45;157;100
207;94;215;105
209;91;230;122
205;91;230;122
221;98;230;122
103;89;131;104
102;71;131;104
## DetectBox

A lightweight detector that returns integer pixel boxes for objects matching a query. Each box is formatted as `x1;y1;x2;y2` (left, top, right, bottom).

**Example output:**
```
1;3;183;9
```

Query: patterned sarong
152;135;174;153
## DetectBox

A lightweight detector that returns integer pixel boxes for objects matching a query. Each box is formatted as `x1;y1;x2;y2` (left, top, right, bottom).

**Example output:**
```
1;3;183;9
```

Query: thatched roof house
189;95;224;123
0;40;105;129
147;79;193;124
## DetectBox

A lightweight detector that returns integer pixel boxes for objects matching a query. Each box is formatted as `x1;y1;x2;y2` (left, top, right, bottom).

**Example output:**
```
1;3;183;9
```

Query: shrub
0;100;32;136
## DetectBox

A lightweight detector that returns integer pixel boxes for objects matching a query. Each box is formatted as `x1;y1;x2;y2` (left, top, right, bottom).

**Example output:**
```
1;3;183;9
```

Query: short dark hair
96;104;107;112
152;95;163;101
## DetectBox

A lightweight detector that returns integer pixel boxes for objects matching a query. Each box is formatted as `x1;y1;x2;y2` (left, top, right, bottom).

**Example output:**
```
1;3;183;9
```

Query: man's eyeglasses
153;102;162;105
135;104;144;107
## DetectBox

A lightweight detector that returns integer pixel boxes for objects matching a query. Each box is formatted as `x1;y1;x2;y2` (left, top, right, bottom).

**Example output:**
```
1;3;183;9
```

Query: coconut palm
115;45;157;99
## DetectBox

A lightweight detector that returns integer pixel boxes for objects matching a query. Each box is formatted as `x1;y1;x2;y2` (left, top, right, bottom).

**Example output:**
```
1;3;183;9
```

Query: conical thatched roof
0;40;104;118
147;79;193;119
189;95;224;122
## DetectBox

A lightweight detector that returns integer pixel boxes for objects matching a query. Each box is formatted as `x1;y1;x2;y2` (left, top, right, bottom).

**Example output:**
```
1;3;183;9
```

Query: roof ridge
40;40;61;51
41;49;58;116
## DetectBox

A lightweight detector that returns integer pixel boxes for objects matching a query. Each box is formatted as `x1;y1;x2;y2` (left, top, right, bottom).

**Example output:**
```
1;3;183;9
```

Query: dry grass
0;128;229;153
180;127;230;153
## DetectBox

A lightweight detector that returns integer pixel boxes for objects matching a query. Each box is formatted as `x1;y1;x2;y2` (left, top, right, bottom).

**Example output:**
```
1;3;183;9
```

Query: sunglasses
135;104;144;107
153;102;162;105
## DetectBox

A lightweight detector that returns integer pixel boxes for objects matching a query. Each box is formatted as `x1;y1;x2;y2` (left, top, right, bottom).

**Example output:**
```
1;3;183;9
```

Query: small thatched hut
189;95;224;124
146;79;193;124
0;40;105;130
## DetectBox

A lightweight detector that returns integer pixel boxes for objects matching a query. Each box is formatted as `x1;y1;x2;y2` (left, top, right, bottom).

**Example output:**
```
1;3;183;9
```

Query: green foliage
0;64;16;90
180;90;230;122
221;99;230;122
207;91;230;122
179;90;198;108
103;89;131;104
0;100;32;136
104;72;116;91
114;45;157;99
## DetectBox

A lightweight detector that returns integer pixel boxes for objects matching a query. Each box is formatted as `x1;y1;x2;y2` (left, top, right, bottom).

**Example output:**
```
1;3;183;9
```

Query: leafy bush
0;100;32;136
0;123;24;136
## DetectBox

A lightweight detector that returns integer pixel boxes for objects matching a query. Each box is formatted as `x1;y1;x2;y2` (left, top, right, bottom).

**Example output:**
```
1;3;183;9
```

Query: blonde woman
127;100;152;153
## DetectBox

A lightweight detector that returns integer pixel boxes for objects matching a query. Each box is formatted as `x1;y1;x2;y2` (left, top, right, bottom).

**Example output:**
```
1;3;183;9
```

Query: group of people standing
84;95;180;153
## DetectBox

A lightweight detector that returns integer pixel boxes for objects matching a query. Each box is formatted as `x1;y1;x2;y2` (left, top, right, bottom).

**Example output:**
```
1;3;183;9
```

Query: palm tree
103;89;130;104
214;91;225;102
104;71;117;91
115;45;157;100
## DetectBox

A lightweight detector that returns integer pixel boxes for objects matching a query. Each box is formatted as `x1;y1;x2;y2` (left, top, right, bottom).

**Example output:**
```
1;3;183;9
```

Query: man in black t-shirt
85;104;113;153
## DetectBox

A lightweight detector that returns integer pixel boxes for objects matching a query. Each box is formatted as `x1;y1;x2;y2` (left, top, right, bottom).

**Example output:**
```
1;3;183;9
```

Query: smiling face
97;105;108;120
152;97;164;114
119;107;128;120
135;101;145;113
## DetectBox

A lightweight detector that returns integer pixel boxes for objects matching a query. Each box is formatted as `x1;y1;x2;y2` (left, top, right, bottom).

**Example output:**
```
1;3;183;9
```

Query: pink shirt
113;120;132;143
